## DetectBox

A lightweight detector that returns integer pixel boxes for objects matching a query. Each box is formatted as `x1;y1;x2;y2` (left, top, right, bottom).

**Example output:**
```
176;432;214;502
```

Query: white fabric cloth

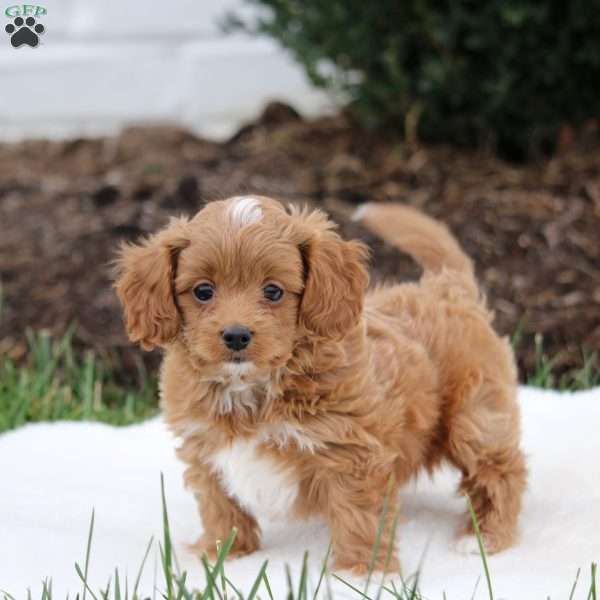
1;387;598;599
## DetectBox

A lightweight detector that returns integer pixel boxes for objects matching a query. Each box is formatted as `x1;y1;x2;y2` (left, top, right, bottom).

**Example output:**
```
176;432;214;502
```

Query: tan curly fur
114;196;527;574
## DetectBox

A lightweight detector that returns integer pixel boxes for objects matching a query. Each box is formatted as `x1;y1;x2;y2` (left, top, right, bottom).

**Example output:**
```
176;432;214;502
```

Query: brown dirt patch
1;103;599;381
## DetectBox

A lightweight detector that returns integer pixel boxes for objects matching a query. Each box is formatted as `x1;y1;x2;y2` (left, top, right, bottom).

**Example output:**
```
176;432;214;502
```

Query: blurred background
1;0;599;431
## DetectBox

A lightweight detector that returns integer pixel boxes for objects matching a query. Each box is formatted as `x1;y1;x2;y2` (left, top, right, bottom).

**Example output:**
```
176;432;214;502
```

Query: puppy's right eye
192;282;215;303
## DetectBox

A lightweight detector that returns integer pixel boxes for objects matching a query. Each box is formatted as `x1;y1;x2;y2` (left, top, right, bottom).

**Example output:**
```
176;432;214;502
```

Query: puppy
115;196;526;573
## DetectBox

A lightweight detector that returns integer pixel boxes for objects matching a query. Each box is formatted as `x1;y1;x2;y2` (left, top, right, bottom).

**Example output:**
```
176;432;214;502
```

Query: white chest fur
208;434;300;520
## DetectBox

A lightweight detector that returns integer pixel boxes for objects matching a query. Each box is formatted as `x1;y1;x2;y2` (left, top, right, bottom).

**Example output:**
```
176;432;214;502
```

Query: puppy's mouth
227;352;248;364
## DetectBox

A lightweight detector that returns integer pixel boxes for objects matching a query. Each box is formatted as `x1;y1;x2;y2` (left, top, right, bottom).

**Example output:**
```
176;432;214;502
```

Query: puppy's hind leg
322;467;401;575
447;378;527;554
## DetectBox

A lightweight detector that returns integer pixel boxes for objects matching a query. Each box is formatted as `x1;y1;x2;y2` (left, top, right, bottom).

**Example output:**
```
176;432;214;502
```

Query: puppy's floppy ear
114;217;190;350
293;207;370;338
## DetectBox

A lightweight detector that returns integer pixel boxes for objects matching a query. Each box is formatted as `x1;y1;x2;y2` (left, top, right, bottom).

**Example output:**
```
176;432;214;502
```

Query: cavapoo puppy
115;196;526;573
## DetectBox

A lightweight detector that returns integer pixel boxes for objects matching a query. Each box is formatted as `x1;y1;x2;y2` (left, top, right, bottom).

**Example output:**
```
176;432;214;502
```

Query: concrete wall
0;0;330;141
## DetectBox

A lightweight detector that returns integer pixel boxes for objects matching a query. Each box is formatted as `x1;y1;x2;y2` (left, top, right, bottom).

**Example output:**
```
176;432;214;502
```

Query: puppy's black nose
222;325;253;351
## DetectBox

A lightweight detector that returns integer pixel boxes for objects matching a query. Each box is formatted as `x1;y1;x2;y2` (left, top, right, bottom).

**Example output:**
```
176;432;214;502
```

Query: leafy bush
227;1;600;159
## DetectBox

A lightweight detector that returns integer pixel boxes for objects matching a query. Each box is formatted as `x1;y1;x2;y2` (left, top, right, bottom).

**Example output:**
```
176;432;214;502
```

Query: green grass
0;328;158;434
525;334;599;391
509;323;599;391
0;328;598;436
1;476;597;600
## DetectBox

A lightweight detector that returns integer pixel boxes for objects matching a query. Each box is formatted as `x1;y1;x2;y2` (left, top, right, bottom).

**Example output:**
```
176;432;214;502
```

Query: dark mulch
1;102;599;381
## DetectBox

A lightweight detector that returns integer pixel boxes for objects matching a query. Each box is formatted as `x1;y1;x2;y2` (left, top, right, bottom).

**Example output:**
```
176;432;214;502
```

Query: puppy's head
114;196;369;380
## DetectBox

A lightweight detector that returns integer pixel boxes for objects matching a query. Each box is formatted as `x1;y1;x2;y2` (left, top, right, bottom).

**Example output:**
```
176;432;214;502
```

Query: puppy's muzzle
222;325;253;351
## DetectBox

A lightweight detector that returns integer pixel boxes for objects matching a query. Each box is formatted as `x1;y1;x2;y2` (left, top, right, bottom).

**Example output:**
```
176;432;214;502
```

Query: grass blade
331;573;374;599
200;554;223;600
466;496;494;600
365;480;394;596
40;579;51;600
114;569;121;600
246;561;269;600
101;576;112;600
132;536;154;599
375;507;401;600
160;474;174;598
588;563;597;600
312;542;332;600
75;563;100;600
80;509;96;600
223;575;244;600
174;572;189;600
297;551;309;600
262;570;275;600
569;568;581;600
208;528;238;595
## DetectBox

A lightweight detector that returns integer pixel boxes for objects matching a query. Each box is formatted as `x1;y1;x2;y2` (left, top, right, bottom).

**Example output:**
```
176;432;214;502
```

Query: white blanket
1;387;599;599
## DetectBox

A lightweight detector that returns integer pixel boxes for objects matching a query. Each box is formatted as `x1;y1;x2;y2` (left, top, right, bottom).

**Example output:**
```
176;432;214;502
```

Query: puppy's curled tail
354;202;477;294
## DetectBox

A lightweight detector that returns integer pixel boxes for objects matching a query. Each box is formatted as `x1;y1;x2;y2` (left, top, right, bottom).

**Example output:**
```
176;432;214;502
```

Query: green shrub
227;0;600;159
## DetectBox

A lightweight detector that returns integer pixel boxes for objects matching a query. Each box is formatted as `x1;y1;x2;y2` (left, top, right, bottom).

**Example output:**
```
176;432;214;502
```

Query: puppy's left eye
263;283;284;303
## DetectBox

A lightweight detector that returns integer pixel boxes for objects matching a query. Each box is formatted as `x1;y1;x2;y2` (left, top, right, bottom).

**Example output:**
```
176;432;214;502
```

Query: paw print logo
5;16;45;47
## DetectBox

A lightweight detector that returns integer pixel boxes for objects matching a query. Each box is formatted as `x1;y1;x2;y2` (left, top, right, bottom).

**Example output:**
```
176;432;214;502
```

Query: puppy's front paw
189;532;260;560
189;535;220;560
332;554;401;577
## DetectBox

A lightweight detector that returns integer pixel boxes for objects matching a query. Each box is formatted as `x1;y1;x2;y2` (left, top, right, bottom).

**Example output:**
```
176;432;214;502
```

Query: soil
1;102;599;382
